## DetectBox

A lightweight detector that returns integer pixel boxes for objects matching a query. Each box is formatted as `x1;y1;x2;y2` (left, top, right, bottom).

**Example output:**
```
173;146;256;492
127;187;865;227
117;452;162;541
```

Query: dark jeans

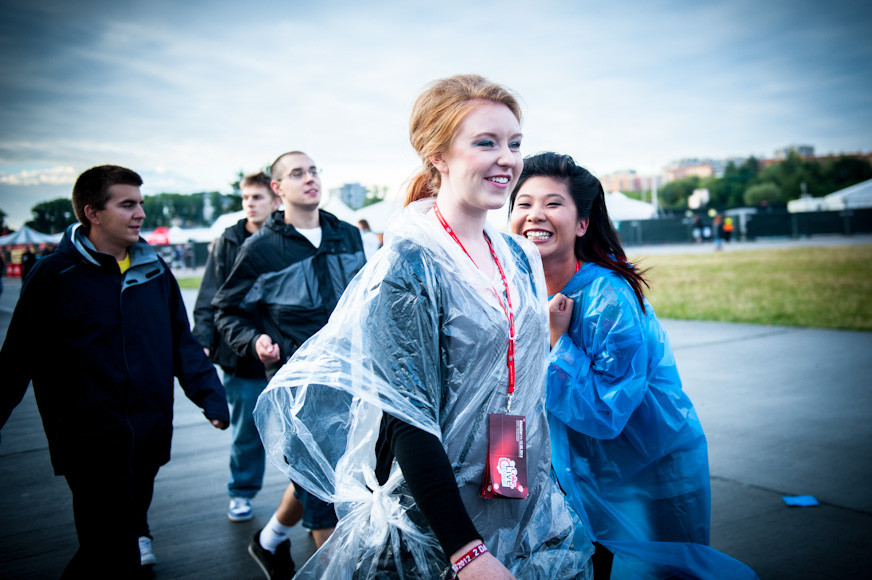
293;484;338;530
61;461;160;578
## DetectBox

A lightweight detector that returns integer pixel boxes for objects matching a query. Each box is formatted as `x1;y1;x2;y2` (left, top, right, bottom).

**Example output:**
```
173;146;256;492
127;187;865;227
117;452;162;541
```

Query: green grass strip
640;245;872;330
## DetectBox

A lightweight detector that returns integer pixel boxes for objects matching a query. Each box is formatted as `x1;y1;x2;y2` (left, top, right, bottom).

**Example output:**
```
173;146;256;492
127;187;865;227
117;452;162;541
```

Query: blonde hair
405;74;522;206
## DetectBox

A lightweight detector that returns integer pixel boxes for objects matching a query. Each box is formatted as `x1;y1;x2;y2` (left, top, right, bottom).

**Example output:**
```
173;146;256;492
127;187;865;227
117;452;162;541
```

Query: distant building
610;147;872;195
331;183;368;210
662;157;743;181
599;169;657;193
664;162;714;182
810;151;872;165
760;147;872;169
774;145;815;159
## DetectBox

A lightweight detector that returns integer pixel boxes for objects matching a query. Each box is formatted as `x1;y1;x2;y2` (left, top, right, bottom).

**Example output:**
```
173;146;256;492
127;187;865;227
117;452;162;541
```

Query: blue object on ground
782;495;820;507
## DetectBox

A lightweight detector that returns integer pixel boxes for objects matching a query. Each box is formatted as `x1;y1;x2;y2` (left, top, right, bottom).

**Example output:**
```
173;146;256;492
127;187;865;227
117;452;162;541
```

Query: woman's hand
451;541;515;580
457;552;515;579
548;293;574;348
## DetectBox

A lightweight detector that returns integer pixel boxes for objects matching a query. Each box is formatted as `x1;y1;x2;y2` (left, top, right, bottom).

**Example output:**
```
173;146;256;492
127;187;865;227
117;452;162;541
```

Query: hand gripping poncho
548;263;758;580
255;199;593;579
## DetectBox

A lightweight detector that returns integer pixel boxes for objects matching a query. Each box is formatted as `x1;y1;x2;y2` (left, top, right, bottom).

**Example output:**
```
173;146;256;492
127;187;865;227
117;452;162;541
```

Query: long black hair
510;152;649;312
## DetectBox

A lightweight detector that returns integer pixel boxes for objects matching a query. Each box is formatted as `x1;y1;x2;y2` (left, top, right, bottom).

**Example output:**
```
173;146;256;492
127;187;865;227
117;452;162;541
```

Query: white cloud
0;166;78;186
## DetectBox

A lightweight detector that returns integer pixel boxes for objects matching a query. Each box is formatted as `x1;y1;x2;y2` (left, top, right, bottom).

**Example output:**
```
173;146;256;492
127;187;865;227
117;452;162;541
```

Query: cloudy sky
1;0;870;229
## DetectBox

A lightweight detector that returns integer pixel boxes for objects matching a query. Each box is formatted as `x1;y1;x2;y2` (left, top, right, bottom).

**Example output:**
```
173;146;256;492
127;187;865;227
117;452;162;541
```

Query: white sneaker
228;496;253;522
138;536;156;566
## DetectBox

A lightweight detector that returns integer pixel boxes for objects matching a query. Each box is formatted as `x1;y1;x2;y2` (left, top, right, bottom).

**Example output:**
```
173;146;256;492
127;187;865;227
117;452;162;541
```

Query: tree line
6;192;242;235
655;152;872;213
5;179;391;235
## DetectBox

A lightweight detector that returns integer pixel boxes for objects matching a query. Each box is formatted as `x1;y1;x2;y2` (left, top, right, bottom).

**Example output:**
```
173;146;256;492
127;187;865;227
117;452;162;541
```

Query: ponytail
404;166;440;207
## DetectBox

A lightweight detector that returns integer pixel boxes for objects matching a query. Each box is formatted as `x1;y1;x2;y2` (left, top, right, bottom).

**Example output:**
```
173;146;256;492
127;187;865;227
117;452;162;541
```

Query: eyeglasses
278;167;322;180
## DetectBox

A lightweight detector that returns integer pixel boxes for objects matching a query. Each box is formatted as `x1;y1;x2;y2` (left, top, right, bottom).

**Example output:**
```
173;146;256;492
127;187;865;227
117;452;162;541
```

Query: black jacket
193;219;265;377
212;210;365;376
0;224;229;474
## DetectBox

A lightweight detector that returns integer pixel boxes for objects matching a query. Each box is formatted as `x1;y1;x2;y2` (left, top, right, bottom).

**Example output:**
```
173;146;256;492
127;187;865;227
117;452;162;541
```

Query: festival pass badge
481;414;528;499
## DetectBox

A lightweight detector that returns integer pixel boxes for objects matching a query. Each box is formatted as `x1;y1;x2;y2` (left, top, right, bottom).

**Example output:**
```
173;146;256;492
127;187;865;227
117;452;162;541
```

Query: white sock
259;513;292;553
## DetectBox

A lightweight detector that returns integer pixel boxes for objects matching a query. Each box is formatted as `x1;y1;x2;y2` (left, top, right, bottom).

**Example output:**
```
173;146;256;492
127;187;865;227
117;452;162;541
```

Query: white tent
319;194;409;233
354;198;404;232
787;195;825;213
0;225;63;247
168;225;215;244
604;191;658;221
208;210;246;239
822;178;872;211
787;178;872;213
320;196;357;224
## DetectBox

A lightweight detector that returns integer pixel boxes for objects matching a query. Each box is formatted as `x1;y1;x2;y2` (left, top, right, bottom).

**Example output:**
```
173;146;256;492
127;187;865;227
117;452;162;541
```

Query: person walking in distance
194;171;281;523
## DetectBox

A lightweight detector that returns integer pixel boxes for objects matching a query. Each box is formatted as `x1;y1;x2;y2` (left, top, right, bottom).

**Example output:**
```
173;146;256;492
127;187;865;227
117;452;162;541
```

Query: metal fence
744;209;872;239
615;208;872;246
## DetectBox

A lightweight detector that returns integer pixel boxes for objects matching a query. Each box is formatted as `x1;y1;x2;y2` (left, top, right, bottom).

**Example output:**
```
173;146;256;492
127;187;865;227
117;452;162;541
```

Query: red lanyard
434;204;517;403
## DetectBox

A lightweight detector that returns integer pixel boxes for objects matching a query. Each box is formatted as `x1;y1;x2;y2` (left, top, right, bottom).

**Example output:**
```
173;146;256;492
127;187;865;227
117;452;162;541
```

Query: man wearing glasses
213;151;365;578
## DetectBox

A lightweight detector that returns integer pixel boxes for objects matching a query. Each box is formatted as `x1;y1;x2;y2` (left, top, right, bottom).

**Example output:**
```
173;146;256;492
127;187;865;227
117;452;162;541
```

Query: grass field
177;244;872;331
639;244;872;331
176;277;201;290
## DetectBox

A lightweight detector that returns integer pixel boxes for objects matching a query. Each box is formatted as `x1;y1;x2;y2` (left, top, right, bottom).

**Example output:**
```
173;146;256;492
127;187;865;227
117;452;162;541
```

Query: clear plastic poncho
255;198;593;579
548;263;758;579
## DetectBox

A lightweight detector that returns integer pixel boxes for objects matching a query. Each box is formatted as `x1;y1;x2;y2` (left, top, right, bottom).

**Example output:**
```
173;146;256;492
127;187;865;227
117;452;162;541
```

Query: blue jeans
225;372;268;498
293;484;338;530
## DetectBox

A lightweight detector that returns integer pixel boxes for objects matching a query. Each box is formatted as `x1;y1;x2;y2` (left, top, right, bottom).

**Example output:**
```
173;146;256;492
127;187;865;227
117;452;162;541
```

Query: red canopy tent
145;226;171;245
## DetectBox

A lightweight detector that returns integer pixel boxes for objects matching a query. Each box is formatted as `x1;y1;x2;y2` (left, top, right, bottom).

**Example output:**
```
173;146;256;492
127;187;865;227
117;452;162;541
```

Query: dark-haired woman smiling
510;152;758;580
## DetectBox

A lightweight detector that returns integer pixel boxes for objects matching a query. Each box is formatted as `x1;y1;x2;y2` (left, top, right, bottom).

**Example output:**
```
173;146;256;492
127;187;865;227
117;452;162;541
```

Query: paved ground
1;236;870;579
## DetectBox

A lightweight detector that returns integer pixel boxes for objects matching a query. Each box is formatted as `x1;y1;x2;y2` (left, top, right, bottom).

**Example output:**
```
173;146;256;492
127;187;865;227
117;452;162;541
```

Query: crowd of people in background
0;74;759;579
691;213;734;250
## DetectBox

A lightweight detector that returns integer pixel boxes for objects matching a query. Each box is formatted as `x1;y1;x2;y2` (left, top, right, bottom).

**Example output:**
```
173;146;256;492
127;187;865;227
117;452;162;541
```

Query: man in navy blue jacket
0;165;229;577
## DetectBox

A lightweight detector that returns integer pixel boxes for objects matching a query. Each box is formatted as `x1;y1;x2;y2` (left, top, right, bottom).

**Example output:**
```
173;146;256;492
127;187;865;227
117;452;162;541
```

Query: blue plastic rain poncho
548;263;758;579
255;198;593;579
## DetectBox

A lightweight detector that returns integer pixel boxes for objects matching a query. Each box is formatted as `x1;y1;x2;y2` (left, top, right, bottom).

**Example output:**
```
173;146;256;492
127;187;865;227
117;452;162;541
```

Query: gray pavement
1;237;871;578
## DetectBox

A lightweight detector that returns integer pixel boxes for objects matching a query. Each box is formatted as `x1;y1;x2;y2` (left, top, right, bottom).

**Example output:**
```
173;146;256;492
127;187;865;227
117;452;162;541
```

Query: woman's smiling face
433;100;523;215
510;175;588;264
